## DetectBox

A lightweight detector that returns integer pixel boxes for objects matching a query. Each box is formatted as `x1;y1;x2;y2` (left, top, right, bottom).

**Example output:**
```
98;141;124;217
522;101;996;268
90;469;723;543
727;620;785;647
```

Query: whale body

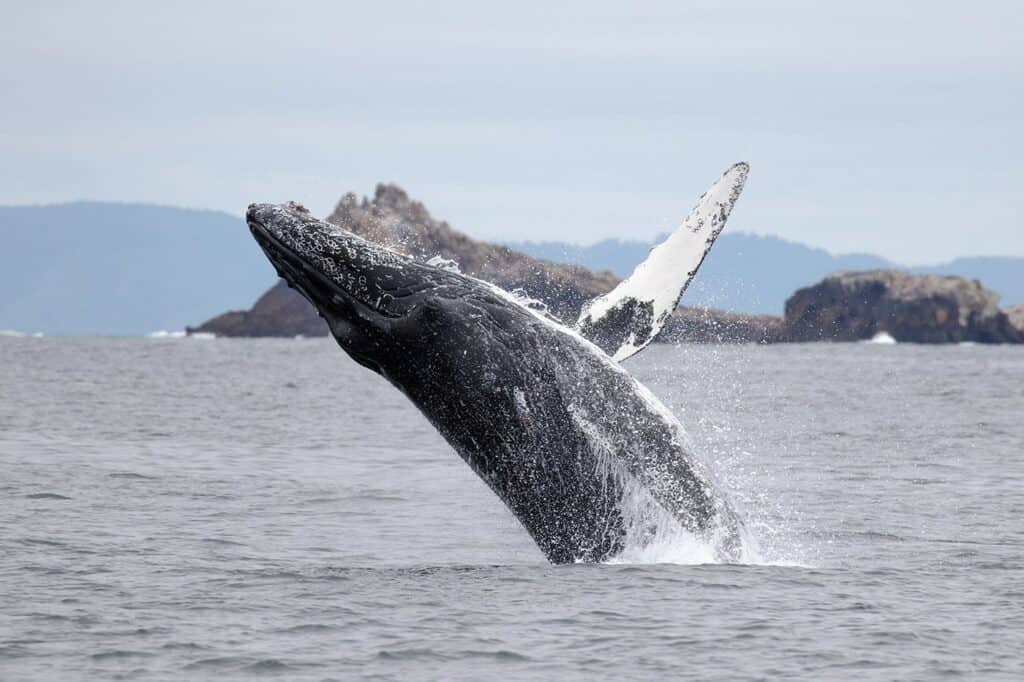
247;165;749;563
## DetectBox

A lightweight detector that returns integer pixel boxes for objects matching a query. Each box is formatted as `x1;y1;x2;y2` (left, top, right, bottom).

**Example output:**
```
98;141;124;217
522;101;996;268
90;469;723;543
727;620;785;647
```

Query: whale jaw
246;203;412;371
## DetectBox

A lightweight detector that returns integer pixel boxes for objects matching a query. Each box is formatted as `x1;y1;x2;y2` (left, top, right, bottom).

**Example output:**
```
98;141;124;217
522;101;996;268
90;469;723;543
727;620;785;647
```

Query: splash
508;288;551;315
567;402;760;566
606;474;766;566
605;489;808;567
146;330;216;340
641;343;816;568
867;331;897;344
0;330;44;338
597;343;817;568
425;255;461;273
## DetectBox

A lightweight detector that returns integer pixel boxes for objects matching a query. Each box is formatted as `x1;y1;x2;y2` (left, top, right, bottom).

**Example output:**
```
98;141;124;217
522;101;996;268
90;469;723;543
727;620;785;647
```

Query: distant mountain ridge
506;235;1024;314
1;199;1021;335
0;202;268;335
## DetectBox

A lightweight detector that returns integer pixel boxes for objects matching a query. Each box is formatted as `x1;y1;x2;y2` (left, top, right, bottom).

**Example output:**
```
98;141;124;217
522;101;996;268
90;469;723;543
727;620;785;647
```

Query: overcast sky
2;1;1021;263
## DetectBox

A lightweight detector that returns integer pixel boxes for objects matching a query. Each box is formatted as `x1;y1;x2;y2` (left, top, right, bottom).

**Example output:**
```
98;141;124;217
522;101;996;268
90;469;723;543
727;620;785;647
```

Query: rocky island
189;184;1024;345
784;271;1023;344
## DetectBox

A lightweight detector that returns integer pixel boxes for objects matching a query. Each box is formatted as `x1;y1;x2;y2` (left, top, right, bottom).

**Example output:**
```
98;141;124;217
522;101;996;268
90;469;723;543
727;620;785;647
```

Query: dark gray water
2;337;1022;680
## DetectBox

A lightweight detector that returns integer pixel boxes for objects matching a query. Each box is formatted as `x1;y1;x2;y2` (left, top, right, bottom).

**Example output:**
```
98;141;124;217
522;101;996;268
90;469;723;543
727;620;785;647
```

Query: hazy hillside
916;257;1023;309
0;202;268;335
507;234;1023;314
2;200;1020;335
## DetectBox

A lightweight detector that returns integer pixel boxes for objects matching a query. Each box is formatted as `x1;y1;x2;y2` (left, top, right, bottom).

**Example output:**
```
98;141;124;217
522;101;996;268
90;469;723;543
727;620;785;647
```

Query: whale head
246;202;461;372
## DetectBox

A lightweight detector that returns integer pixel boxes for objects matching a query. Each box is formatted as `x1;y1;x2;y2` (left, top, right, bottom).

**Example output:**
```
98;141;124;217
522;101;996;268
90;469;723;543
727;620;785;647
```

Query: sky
1;1;1021;264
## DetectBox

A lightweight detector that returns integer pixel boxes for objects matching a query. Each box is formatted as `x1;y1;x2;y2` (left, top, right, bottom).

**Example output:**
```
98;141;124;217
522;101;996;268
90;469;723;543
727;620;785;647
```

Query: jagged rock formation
783;270;1023;343
324;185;620;319
1005;305;1024;337
186;282;328;338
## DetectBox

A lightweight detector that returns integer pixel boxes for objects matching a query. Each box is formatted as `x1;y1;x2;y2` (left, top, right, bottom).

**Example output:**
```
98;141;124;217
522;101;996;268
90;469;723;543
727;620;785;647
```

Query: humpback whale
247;164;750;563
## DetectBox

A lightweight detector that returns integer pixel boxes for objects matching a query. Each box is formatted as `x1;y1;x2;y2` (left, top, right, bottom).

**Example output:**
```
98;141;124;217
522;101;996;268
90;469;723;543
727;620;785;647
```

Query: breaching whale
247;164;750;563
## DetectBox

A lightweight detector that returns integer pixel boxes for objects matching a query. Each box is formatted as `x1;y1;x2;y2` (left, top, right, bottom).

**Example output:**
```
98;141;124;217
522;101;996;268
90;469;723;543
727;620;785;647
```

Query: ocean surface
1;337;1022;680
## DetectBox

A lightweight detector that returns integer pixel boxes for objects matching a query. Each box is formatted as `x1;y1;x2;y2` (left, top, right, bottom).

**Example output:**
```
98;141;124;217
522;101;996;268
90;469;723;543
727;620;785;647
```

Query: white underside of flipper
574;162;749;361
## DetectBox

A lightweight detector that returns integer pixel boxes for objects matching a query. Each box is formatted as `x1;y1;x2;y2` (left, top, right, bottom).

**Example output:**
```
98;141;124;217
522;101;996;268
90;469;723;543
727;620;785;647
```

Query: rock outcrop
324;185;620;320
1006;305;1024;337
186;282;327;338
783;270;1023;343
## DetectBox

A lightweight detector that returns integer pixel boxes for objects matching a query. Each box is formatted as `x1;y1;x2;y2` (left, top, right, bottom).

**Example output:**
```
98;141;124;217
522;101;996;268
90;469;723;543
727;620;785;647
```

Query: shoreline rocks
783;270;1023;344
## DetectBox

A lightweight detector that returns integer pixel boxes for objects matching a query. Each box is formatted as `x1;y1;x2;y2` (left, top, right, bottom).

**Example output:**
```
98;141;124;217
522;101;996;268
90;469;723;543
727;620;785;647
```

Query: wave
605;489;768;566
146;330;216;339
425;255;461;273
866;331;897;345
0;330;44;337
606;519;812;567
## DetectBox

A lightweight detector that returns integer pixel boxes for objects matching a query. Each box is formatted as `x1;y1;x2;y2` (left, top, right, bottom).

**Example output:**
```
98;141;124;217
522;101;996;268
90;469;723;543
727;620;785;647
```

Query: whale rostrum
246;164;750;563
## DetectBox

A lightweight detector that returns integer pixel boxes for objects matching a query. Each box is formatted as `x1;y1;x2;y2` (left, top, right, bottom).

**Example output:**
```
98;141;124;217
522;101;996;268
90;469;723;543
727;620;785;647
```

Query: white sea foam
606;494;810;567
867;331;897;344
568;402;761;566
0;330;43;338
425;255;461;273
608;528;719;565
611;490;766;566
508;288;551;315
629;344;815;568
146;330;216;339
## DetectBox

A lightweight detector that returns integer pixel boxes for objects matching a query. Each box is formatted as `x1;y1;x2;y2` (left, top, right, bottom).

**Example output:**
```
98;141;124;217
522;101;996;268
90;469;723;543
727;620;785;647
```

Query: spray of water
425;255;461;273
566;400;766;566
600;342;815;567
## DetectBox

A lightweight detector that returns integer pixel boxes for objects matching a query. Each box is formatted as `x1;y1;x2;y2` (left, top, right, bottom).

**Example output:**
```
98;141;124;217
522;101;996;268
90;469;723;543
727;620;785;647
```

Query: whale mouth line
247;219;383;317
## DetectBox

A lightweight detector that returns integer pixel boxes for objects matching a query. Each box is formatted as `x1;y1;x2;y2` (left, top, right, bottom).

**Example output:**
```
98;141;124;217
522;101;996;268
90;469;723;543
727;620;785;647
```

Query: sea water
1;337;1022;679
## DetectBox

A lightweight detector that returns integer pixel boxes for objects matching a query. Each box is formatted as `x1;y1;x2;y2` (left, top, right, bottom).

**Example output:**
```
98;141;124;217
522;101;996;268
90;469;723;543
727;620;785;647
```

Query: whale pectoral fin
574;162;749;362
